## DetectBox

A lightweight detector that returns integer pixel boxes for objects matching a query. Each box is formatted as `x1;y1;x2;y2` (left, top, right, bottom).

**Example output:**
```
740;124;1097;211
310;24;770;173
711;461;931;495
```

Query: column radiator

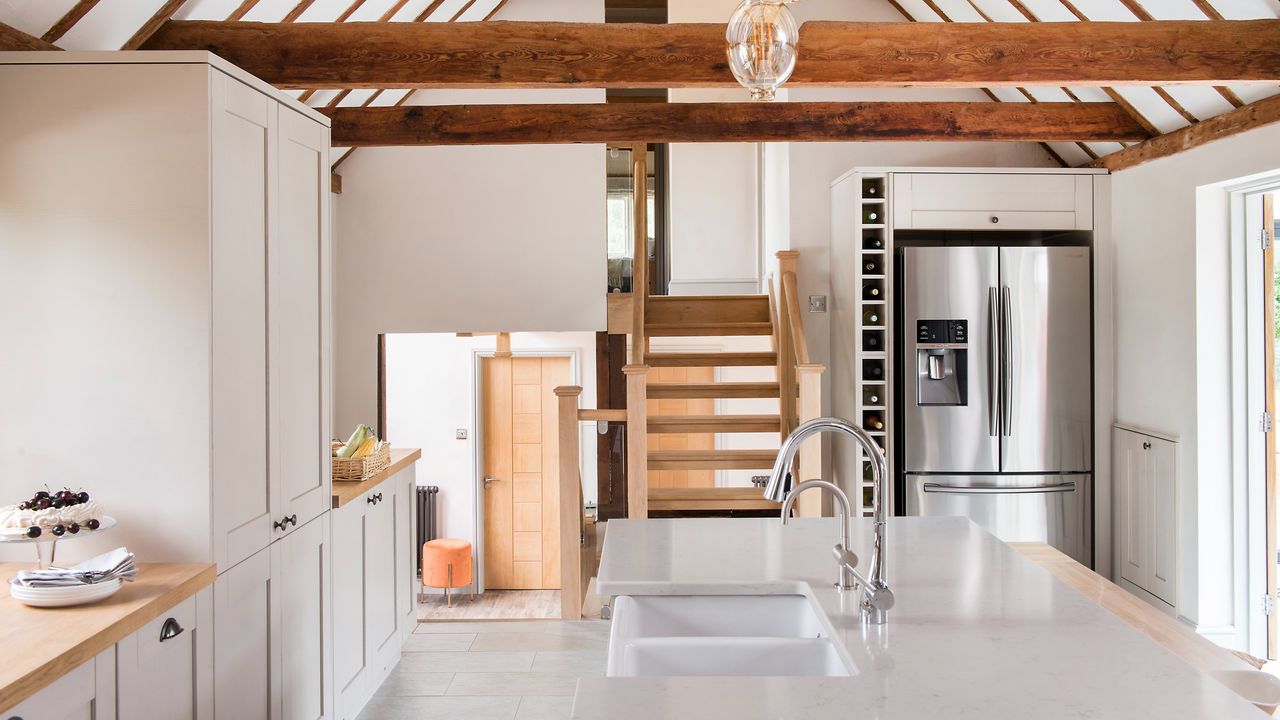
415;485;439;576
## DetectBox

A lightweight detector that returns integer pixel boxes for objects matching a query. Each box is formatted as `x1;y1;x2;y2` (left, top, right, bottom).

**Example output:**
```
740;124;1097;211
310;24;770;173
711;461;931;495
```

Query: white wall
1111;123;1280;649
384;332;598;554
332;0;606;436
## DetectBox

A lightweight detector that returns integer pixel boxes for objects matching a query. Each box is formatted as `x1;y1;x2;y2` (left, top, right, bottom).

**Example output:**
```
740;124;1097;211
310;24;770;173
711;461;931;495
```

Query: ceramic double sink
605;594;856;677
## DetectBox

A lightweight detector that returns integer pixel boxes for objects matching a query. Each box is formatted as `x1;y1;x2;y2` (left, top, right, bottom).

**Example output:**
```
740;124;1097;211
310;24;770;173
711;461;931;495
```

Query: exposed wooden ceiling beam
322;101;1149;146
1091;93;1280;172
0;20;60;51
121;0;188;51
141;19;1280;89
42;0;100;43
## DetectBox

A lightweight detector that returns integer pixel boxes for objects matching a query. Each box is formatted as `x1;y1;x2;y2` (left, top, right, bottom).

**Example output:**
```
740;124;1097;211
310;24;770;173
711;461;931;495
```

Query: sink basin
606;595;855;677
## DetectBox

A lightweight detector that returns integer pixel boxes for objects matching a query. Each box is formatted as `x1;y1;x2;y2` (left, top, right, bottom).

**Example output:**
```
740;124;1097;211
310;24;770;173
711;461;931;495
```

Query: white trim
470;348;581;596
668;278;762;296
1112;423;1181;444
1233;177;1280;658
830;165;1107;187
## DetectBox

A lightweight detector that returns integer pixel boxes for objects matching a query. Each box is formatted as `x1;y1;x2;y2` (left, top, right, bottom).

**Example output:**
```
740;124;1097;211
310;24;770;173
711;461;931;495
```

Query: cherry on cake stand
0;516;117;568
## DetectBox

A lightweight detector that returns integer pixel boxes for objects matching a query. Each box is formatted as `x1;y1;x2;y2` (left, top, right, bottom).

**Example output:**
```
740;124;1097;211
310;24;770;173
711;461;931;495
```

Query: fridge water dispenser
915;319;968;406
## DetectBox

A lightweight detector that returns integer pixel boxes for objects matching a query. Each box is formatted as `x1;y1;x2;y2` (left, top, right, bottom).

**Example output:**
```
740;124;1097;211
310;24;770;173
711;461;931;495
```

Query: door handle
988;287;998;437
922;481;1076;495
484;476;499;489
159;617;185;643
1000;286;1013;437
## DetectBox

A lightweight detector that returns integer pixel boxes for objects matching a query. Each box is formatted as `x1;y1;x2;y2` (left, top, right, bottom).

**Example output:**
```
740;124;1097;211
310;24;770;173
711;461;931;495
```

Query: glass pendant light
725;0;799;102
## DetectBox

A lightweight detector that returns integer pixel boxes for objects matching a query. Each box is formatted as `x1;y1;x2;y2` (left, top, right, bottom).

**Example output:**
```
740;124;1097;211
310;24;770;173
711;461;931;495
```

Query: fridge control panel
916;319;967;345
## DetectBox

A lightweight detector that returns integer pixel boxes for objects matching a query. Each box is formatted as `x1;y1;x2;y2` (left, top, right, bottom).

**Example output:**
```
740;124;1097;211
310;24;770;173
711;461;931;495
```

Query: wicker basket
332;443;391;481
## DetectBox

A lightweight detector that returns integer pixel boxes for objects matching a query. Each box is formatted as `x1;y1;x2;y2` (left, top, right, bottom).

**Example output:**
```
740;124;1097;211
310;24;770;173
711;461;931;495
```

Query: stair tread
648;415;782;433
647;486;780;511
647;382;779;399
645;321;773;337
647;351;777;367
648;449;778;470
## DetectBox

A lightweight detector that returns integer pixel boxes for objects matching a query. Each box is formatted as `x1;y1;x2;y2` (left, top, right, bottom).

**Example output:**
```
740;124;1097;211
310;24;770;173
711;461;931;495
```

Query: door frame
470;348;582;595
1233;178;1280;658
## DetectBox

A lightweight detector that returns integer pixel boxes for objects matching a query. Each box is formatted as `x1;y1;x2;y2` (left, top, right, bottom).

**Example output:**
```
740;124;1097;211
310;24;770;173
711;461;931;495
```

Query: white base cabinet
214;514;332;720
1114;425;1177;606
332;467;418;720
5;649;115;720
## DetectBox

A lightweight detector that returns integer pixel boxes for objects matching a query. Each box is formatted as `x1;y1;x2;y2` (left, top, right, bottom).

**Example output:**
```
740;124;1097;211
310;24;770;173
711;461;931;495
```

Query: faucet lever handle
832;544;859;570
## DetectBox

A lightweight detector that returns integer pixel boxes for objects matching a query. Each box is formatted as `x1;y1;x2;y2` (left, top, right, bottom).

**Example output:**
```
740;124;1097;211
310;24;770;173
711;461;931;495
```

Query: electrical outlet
809;295;828;313
455;429;468;440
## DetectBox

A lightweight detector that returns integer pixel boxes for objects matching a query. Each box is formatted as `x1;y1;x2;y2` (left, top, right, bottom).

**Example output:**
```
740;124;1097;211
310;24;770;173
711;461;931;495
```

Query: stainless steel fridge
899;244;1093;566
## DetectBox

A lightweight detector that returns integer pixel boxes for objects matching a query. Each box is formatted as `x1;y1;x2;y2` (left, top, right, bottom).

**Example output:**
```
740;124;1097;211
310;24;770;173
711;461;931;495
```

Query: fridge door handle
921;481;1076;495
1001;286;1013;437
988;287;999;437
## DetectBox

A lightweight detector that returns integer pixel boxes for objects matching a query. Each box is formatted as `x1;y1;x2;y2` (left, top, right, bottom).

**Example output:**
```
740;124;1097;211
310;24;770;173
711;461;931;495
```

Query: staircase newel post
623;364;649;519
794;364;826;517
776;251;800;434
554;385;584;619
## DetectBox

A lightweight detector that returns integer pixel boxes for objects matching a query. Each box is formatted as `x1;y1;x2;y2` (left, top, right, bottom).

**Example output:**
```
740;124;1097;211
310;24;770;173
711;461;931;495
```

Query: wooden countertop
0;562;216;714
1012;543;1254;675
331;447;421;509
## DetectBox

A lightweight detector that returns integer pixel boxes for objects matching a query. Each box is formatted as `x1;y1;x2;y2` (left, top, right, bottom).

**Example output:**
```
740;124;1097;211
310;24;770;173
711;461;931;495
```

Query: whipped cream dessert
0;499;105;537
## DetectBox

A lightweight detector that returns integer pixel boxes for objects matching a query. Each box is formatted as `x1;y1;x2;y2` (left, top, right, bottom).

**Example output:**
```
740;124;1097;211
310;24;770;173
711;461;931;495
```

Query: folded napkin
15;547;137;588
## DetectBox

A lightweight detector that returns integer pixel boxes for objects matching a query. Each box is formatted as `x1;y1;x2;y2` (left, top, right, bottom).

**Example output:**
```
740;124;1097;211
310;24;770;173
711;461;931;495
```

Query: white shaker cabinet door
272;107;331;537
273;513;332;720
331;499;369;720
3;649;114;720
115;596;198;720
213;548;276;720
211;71;275;571
396;468;417;638
364;487;400;689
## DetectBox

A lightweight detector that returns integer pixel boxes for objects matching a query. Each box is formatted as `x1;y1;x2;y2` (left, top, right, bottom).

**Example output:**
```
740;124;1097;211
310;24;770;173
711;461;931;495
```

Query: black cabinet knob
1142;441;1152;450
273;519;287;530
990;215;1000;224
160;617;185;642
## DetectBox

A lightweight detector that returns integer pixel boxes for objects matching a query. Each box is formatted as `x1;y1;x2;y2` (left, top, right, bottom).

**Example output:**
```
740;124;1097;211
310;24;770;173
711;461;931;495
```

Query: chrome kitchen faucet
766;417;895;624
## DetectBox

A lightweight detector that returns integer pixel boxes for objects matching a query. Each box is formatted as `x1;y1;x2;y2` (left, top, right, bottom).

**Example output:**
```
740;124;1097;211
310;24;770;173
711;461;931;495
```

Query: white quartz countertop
574;516;1268;719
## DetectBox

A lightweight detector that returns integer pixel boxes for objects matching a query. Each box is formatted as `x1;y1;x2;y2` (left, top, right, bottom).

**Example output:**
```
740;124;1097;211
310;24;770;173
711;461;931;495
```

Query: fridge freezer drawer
906;474;1091;566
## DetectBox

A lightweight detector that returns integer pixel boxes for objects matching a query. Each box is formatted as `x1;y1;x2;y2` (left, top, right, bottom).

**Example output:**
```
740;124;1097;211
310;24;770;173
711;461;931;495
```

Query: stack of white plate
9;577;123;608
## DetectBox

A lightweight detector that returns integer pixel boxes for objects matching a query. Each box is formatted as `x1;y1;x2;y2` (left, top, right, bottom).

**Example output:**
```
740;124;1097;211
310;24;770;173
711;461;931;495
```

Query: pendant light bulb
725;0;799;102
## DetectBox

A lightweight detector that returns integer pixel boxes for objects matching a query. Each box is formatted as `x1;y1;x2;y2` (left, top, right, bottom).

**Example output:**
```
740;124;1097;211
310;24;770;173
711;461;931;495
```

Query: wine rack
852;172;890;517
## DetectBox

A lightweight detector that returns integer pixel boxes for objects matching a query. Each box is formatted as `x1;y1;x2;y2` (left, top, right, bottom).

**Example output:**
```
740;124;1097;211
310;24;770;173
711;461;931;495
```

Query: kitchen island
578;516;1268;719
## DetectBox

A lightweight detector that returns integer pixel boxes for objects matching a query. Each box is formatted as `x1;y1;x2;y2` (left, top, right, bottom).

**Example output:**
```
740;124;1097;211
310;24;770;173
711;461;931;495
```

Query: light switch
809;295;827;313
455;429;468;440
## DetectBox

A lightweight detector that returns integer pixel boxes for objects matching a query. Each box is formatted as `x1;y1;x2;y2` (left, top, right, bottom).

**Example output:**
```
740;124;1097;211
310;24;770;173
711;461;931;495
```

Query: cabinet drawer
893;173;1093;230
116;597;196;720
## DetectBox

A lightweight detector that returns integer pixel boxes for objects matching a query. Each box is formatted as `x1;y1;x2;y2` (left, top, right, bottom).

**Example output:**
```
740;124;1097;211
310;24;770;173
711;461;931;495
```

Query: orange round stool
423;538;473;607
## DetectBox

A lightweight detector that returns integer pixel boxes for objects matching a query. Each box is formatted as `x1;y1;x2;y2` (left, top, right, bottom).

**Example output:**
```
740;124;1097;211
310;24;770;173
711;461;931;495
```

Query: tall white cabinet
0;53;332;720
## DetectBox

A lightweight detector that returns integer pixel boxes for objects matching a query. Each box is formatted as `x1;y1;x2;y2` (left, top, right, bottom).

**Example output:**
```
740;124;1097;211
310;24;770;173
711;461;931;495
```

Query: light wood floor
418;520;609;622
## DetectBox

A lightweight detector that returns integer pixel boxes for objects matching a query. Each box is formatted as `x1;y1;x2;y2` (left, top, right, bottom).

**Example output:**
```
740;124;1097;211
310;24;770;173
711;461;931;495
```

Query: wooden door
482;356;570;590
647;366;715;489
274;513;331;720
1264;192;1277;658
272;107;330;536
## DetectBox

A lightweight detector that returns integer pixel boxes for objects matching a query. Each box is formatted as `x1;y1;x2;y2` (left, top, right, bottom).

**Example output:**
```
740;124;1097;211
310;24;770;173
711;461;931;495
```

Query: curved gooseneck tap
765;417;894;624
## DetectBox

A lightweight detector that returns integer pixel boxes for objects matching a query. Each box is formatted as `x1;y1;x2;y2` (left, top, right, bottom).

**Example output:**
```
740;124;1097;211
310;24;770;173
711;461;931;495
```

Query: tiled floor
355;620;610;720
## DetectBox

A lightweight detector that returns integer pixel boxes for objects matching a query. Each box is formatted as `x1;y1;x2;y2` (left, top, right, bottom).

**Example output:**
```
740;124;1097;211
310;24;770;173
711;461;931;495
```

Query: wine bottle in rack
863;235;884;250
862;486;874;508
863;359;885;381
862;386;882;406
862;332;881;351
862;281;883;301
863;462;874;482
863;257;883;274
862;308;882;326
863;413;885;431
862;207;882;224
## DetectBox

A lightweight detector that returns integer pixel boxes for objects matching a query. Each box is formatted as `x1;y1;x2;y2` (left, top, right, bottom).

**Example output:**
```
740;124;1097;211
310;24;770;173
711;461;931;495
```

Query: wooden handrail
780;271;810;366
629;142;648;366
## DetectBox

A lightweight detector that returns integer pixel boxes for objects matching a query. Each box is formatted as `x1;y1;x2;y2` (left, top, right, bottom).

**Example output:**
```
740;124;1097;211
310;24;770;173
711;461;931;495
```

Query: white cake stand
0;516;117;568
